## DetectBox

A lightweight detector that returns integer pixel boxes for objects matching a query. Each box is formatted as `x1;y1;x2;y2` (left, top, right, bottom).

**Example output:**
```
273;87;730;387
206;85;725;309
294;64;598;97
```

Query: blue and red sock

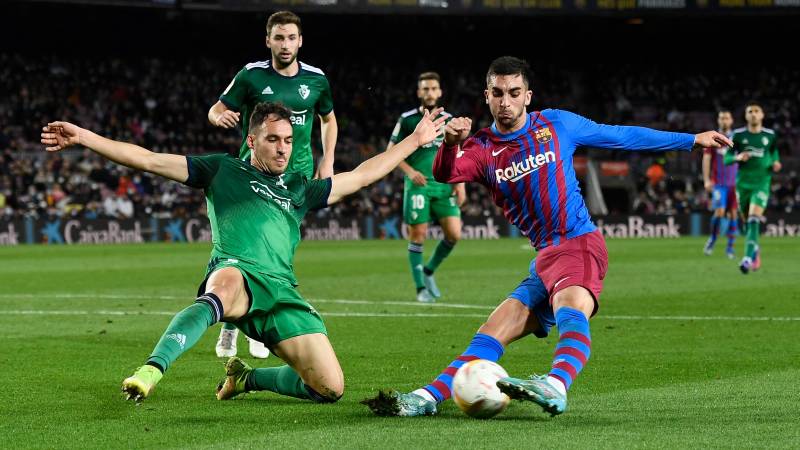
726;218;738;250
548;307;591;391
708;216;721;244
421;333;504;403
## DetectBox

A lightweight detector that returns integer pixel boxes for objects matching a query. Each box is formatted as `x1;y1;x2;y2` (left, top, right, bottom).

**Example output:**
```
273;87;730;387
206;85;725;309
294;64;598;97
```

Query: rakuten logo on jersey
495;151;556;183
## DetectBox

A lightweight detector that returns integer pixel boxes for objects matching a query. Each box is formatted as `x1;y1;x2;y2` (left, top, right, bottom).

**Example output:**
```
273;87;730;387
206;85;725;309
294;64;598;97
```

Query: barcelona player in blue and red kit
363;56;731;418
702;110;738;258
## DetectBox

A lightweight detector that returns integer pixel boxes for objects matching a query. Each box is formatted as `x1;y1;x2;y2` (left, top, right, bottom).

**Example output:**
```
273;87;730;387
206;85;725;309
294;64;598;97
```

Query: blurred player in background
702;109;738;259
725;102;781;274
364;56;731;417
208;10;338;358
387;72;465;303
41;102;447;405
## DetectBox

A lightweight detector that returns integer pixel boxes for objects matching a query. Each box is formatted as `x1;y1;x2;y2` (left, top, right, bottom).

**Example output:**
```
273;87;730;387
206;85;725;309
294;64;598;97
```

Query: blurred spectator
1;52;798;219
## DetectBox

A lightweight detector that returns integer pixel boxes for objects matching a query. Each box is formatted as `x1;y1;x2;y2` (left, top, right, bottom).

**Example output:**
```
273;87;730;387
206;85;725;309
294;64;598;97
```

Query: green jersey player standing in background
41;102;448;405
208;10;338;358
388;72;465;303
724;101;781;274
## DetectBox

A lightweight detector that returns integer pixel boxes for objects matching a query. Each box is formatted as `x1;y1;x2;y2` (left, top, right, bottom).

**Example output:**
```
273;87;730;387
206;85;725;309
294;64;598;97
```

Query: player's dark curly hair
249;102;292;134
486;56;532;88
267;11;302;36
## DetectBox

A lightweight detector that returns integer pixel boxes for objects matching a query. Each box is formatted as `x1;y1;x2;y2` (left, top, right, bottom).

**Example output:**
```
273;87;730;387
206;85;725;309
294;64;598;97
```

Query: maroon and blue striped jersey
704;133;737;187
433;109;696;250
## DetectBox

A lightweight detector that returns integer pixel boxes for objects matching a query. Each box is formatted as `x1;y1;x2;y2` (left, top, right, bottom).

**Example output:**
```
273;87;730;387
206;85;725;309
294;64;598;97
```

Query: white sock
412;388;436;403
547;376;567;396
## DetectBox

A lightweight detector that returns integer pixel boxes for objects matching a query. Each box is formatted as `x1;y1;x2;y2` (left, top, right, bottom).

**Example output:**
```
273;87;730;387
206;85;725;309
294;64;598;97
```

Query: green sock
147;302;217;372
245;365;310;400
408;242;425;290
745;216;761;259
222;322;237;331
425;239;456;274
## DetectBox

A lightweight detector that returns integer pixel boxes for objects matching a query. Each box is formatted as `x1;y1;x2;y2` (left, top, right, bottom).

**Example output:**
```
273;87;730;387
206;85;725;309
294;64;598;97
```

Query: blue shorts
508;258;555;338
711;185;737;211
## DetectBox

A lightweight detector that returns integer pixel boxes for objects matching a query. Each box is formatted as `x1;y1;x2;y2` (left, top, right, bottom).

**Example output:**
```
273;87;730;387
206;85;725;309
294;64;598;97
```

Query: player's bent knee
552;286;595;318
306;382;344;403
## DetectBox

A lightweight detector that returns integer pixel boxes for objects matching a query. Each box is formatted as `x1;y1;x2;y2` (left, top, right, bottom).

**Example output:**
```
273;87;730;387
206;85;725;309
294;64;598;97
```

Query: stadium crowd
1;53;798;220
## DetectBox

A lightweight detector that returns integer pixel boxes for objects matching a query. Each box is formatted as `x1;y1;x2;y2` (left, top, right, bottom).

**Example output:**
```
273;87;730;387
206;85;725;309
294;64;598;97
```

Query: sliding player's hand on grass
41;121;82;152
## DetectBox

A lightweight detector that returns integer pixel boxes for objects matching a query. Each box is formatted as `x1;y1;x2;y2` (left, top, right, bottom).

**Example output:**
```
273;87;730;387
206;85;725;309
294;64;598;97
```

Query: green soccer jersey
390;108;452;182
219;60;334;179
725;127;780;188
184;153;331;285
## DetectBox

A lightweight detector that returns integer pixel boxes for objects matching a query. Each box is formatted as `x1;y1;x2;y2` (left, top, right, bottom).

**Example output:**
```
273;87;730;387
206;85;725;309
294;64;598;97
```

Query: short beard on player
273;51;298;69
495;109;523;129
421;100;439;111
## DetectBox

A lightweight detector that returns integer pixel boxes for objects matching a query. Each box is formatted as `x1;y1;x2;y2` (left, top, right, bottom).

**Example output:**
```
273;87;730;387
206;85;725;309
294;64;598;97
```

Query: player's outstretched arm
561;110;732;152
694;131;733;151
326;108;447;204
41;121;189;183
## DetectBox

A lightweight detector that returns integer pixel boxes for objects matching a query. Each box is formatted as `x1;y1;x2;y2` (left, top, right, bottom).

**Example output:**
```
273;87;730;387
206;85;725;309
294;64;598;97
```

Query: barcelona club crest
535;127;552;144
298;84;310;100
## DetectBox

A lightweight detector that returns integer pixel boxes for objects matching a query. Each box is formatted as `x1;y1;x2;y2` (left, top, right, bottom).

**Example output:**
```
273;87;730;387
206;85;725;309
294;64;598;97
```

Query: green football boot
497;375;567;416
216;357;253;400
122;365;163;403
361;391;437;417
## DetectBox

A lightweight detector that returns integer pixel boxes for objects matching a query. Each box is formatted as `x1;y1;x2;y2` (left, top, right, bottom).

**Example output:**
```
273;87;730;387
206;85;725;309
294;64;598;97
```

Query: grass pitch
1;237;798;448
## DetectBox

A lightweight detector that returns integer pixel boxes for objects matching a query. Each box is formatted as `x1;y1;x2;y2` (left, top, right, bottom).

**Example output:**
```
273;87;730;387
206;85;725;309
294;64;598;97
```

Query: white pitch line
0;293;493;311
603;315;800;322
0;310;487;319
0;309;799;321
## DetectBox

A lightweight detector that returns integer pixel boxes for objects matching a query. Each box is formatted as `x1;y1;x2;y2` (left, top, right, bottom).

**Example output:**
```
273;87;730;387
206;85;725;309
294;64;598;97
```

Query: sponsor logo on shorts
554;277;571;289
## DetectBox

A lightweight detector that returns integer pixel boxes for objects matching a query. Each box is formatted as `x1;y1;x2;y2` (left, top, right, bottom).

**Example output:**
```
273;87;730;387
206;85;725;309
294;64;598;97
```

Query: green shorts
737;182;770;212
199;259;326;349
403;180;461;225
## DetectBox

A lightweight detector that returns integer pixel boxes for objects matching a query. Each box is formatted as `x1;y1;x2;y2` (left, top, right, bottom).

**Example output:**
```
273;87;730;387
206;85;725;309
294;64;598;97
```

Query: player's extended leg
423;215;461;299
408;223;435;302
742;203;766;273
362;299;542;417
498;286;595;416
705;207;726;255
725;209;738;259
363;263;551;417
217;333;344;403
122;267;250;402
705;187;728;255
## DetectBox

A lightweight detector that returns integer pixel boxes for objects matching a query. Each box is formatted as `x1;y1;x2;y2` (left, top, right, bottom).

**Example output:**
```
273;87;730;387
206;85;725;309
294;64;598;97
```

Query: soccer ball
452;359;510;419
